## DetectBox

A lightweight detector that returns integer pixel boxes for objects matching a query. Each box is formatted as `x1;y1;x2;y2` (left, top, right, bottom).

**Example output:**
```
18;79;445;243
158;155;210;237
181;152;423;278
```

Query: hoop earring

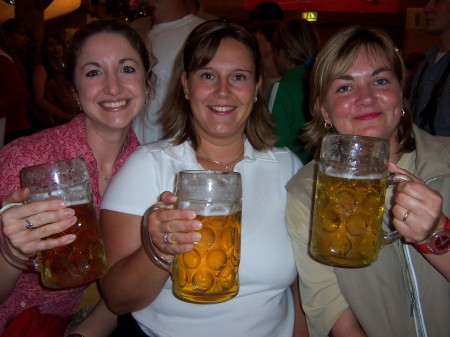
324;121;333;130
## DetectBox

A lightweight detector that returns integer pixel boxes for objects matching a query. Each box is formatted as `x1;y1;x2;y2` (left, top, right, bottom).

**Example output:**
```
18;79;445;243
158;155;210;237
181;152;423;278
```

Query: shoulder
414;126;450;156
33;63;46;74
286;161;316;197
265;147;303;173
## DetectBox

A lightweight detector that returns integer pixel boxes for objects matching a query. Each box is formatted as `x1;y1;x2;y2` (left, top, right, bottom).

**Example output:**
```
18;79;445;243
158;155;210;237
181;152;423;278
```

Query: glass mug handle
142;202;173;272
382;173;413;245
0;202;39;271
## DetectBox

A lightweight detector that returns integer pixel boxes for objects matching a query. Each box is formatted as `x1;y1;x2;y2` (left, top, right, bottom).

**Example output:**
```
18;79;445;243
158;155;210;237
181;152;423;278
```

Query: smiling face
321;47;403;147
181;38;262;144
74;32;147;132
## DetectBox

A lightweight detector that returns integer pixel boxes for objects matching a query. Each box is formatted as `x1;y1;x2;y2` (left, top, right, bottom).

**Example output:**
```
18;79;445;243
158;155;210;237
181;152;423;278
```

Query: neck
438;29;450;53
152;1;189;25
85;118;129;194
49;58;62;71
196;138;245;172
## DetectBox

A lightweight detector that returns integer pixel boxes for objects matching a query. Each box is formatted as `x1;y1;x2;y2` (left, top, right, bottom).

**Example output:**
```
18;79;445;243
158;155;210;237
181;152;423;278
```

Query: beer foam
323;167;385;180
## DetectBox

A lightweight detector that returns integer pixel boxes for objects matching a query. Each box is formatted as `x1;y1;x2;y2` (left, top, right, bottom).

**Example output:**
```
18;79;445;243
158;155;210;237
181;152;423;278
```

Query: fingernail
187;211;197;219
192;221;202;230
192;232;201;242
64;234;77;243
63;209;76;217
67;216;77;225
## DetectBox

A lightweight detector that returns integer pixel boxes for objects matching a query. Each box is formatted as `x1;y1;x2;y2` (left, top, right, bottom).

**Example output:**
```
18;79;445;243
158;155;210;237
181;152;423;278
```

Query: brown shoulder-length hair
158;20;276;151
302;25;415;157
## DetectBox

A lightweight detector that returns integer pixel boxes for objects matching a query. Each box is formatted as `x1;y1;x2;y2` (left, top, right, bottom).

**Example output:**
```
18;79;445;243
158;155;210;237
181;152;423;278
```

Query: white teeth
212;106;233;112
102;101;126;108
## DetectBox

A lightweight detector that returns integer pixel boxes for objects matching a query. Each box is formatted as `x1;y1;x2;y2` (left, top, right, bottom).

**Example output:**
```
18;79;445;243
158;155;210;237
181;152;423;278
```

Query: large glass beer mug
310;134;409;267
143;170;242;303
0;158;108;288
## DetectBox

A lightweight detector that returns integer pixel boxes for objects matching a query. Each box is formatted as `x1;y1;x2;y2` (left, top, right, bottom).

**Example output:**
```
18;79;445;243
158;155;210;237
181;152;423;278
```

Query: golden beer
39;201;108;288
310;171;387;267
172;212;241;303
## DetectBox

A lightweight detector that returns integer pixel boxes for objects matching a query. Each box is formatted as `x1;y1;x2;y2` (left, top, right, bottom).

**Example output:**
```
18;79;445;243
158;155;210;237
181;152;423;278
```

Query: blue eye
337;85;351;93
374;78;388;86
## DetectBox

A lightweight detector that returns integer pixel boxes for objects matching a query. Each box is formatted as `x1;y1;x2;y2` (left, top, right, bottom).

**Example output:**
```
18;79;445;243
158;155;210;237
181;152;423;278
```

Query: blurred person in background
408;0;450;136
33;32;79;130
266;19;319;164
0;20;31;144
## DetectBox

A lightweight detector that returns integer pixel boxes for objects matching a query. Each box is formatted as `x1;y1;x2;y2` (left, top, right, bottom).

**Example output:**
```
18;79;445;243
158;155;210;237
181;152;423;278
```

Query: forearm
100;245;170;314
0;254;22;302
291;280;309;337
330;307;367;337
34;97;67;120
68;300;117;337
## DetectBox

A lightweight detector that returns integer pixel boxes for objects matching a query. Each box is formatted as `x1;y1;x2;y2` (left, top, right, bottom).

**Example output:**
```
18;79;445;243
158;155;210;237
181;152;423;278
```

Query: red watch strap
413;216;450;254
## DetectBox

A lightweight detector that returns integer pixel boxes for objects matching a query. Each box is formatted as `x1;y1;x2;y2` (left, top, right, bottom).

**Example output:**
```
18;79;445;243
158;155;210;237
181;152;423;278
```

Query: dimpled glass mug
0;158;108;288
143;170;242;303
310;134;410;267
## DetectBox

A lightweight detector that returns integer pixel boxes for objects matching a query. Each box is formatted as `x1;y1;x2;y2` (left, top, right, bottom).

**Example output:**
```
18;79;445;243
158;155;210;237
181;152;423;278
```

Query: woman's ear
181;72;189;100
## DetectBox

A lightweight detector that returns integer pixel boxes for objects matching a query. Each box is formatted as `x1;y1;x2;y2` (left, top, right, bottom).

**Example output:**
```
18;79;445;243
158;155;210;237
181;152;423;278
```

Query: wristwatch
413;216;450;255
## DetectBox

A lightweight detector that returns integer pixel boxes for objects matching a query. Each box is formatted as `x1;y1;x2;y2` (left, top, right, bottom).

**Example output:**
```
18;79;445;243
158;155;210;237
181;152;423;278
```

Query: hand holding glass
143;170;242;303
0;158;107;288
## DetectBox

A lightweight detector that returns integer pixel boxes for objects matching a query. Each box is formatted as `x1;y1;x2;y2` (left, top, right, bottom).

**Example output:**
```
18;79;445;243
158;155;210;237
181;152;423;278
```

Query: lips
355;112;381;120
208;105;235;114
100;100;128;109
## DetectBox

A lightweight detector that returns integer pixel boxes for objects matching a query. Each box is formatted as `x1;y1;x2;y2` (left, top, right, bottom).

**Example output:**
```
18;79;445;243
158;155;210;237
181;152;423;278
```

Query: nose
104;73;123;96
215;77;230;98
424;0;433;12
355;85;376;106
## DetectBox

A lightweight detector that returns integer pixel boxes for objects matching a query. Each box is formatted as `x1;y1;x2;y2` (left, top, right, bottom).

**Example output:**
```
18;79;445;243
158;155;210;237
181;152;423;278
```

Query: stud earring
254;96;258;102
401;108;406;117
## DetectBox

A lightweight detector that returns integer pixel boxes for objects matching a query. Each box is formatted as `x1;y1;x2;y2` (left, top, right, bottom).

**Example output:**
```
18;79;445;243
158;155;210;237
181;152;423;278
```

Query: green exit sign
302;12;318;22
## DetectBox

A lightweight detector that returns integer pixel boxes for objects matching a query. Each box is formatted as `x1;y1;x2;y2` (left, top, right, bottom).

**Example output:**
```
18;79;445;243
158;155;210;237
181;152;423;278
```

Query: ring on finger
163;233;170;245
402;211;410;222
25;217;35;230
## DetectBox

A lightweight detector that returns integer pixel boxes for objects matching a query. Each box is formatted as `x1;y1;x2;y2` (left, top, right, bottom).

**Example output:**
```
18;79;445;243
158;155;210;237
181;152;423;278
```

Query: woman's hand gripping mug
143;170;242;303
0;158;108;288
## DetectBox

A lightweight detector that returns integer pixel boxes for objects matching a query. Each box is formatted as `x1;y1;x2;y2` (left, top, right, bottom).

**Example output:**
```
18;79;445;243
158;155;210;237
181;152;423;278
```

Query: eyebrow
80;58;139;71
336;67;391;81
198;66;254;74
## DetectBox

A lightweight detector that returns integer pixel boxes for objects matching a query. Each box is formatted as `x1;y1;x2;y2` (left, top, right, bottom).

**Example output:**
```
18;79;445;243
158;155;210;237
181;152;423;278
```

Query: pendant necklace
198;150;244;171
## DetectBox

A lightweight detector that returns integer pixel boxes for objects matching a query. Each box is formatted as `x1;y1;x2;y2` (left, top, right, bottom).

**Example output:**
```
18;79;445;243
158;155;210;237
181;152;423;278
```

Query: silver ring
25;217;35;230
402;211;410;222
163;233;170;245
